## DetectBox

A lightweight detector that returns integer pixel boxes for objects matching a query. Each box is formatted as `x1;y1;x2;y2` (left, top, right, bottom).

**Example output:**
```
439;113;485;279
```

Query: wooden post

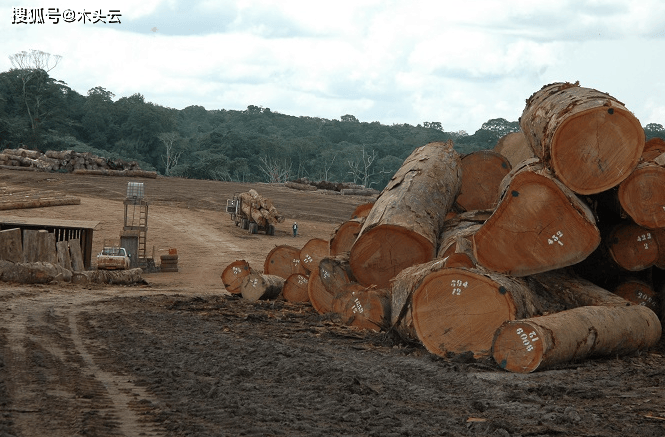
0;228;23;262
520;81;644;195
349;141;462;288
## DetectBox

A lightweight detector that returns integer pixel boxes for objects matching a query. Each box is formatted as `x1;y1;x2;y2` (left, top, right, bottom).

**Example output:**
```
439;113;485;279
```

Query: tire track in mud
67;309;165;437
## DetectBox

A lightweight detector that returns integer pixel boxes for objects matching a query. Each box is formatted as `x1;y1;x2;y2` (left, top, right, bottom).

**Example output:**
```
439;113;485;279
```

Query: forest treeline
2;60;664;189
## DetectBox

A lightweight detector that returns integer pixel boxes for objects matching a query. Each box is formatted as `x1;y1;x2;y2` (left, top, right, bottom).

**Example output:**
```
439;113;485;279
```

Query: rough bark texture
0;228;23;262
519;81;644;195
69;238;85;272
473;159;600;276
455;150;511;212
493;131;535;168
263;245;307;279
221;260;251;294
76;268;146;285
617;153;665;229
349;141;462;288
0;260;72;284
240;271;285;302
492;305;661;373
299;238;330;274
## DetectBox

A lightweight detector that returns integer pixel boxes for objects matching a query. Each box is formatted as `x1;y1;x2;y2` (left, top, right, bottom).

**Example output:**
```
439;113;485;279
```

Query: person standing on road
292;222;298;237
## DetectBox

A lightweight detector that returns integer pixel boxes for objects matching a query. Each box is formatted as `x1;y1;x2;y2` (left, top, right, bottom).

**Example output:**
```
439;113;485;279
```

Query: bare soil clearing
1;169;665;437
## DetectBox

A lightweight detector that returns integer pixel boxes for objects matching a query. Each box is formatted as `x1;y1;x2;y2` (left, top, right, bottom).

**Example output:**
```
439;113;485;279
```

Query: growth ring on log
264;245;307;279
618;162;665;229
220;260;251;294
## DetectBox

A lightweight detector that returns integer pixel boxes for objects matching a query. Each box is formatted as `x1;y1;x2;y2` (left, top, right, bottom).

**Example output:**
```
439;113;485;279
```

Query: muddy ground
1;169;664;437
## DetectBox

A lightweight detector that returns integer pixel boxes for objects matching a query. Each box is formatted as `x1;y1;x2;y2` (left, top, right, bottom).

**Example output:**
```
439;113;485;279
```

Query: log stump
520;82;644;195
473;159;601;276
349;141;462;288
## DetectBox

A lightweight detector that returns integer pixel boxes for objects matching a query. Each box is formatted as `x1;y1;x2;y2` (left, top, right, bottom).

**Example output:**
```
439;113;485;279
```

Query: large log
520;81;644;195
455;150;511;212
263;245;307;279
282;273;310;303
493;131;535;168
220;259;251;294
285;181;317;191
350;203;374;219
349;141;462;288
299;238;329;274
307;269;334;314
617;152;665;229
606;221;658;271
75;268;146;285
473;159;601;276
492;305;661;373
240;270;285;301
0;196;81;210
612;277;659;313
331;283;391;332
329;218;364;256
0;260;72;284
22;229;56;264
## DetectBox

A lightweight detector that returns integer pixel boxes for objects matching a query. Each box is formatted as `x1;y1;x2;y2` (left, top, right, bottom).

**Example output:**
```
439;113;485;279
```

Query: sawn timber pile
222;81;663;373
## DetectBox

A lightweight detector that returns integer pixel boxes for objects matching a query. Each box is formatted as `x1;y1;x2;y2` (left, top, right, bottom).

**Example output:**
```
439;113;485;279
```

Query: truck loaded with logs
222;81;665;373
226;189;284;235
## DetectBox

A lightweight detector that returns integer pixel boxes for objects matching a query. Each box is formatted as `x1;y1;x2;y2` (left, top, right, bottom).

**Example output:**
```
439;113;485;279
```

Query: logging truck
226;190;283;235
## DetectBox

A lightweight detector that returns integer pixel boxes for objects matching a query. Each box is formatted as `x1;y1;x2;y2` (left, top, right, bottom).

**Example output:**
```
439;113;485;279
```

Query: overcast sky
2;0;664;133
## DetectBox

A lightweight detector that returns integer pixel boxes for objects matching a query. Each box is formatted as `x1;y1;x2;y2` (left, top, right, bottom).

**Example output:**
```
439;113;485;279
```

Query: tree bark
240;270;285;301
349;141;462;288
455;150;511;212
220;259;251;294
520;81;644;195
473;159;600;276
492;305;661;373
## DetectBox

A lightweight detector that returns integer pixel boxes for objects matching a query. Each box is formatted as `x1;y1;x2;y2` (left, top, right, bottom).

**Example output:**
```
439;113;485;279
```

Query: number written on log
292;258;301;266
352;298;364;314
232;267;241;275
548;230;564;246
637;233;652;250
321;269;330;280
297;276;308;285
303;254;313;264
637;292;656;307
516;327;539;352
250;278;259;288
450;279;469;296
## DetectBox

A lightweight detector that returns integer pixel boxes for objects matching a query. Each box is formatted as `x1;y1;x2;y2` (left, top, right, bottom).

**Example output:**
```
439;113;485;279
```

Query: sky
2;0;665;133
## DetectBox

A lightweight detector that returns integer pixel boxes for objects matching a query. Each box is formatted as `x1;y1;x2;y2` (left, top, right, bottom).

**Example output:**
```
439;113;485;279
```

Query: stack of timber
221;82;664;372
160;249;179;273
0;186;80;210
238;189;285;229
0;148;157;178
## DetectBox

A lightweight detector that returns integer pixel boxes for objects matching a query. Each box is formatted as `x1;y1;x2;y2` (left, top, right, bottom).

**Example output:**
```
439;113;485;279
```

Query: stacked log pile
0;148;157;178
222;82;664;372
0;186;81;210
237;189;285;229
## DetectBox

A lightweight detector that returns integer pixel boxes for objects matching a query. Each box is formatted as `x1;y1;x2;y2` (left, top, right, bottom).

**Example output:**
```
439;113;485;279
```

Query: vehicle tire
241;218;249;230
160;254;179;261
267;224;275;236
249;223;258;234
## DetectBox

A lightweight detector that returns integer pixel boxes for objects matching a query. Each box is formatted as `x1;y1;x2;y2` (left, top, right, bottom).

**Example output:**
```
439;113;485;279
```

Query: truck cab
97;246;131;270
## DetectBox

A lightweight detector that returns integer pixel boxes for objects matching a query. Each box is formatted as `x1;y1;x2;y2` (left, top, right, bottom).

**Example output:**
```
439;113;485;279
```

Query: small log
285;181;317;191
473;159;600;276
282;273;310;303
340;188;380;196
331;284;391;332
299;238;330;274
240;270;284;301
612;278;659;312
77;268;146;285
350;141;462;288
606;221;658;271
0;228;23;262
520;81;644;195
220;260;251;294
329;218;364;256
455;150;511;211
350;203;374;219
0;261;72;284
617;152;665;229
492;305;661;373
493;131;535;168
0;196;81;210
641;137;665;161
69;238;85;272
263;245;307;279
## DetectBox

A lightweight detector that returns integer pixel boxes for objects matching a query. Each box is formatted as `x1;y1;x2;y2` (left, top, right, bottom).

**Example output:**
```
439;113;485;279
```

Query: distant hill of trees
2;53;664;189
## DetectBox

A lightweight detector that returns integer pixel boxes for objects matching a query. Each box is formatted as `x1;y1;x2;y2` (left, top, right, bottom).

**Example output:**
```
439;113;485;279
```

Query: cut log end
618;163;665;229
492;320;546;373
299;238;330;274
282;273;310;303
264;245;307;279
220;260;251;294
551;107;644;194
350;224;434;288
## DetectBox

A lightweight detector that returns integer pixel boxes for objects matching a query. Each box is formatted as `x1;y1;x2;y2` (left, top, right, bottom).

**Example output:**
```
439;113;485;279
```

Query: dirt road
1;169;665;437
